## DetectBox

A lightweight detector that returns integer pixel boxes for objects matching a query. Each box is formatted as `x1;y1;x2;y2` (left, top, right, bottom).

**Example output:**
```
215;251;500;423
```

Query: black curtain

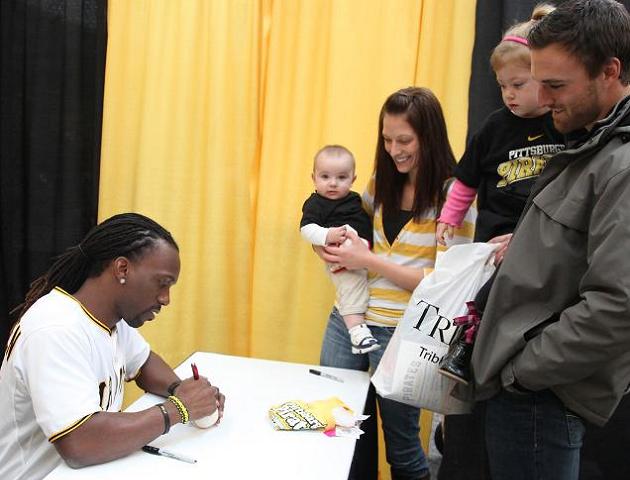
0;0;107;350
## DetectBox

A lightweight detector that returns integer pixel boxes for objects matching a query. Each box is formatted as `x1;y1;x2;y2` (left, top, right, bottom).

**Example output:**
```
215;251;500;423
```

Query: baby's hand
436;222;455;246
326;226;348;245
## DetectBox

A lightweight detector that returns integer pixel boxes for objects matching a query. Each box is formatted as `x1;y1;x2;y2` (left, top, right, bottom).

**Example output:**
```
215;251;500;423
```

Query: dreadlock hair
13;213;178;319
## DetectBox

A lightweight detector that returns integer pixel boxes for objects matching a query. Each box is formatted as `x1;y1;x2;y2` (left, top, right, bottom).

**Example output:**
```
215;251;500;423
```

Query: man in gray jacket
471;1;630;479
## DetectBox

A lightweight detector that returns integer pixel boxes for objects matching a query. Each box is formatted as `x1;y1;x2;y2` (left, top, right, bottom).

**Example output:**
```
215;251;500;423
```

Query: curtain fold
101;0;475;370
250;0;475;364
415;0;476;156
100;0;261;363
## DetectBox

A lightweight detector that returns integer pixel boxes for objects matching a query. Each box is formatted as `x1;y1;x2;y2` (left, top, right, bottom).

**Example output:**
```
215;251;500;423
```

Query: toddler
436;3;565;384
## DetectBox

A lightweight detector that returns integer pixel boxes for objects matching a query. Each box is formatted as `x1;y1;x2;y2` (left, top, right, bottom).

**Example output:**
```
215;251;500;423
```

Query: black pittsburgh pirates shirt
456;107;565;242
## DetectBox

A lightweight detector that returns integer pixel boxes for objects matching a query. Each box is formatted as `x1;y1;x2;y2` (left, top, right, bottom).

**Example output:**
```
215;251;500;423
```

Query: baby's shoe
349;324;380;354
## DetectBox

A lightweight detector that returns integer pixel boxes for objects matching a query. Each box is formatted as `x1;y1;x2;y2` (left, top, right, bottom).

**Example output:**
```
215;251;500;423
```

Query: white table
45;352;370;479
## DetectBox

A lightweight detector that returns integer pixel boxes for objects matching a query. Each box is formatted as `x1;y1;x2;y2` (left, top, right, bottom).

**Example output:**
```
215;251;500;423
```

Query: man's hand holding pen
143;368;225;463
171;376;225;425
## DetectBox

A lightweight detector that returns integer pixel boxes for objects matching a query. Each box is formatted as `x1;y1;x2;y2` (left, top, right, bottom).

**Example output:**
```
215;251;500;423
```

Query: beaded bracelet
157;403;170;434
167;395;189;424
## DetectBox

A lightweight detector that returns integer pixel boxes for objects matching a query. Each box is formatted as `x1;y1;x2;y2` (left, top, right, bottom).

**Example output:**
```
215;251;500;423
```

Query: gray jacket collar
569;95;630;156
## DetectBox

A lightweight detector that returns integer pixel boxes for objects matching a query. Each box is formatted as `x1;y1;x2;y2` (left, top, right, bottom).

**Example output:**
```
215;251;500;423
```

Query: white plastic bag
371;243;496;414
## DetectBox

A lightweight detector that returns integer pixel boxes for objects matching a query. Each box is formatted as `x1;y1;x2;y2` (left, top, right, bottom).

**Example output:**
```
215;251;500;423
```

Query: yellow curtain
102;0;262;363
102;0;476;477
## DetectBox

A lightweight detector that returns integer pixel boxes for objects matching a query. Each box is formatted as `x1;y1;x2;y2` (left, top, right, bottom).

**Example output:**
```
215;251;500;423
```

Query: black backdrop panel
0;0;107;349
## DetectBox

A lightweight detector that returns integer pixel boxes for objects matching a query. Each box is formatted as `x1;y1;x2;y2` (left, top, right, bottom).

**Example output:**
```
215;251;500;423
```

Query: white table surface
45;352;370;479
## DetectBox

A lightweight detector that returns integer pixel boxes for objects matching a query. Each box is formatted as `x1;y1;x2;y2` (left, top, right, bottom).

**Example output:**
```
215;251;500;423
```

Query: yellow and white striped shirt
362;177;476;326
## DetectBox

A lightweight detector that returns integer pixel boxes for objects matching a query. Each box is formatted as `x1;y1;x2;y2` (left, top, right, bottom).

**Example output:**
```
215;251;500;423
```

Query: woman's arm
322;230;422;291
364;252;423;291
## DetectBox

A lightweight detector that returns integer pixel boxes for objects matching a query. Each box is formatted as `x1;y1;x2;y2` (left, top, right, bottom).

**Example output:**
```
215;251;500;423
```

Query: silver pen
309;368;344;383
142;445;197;464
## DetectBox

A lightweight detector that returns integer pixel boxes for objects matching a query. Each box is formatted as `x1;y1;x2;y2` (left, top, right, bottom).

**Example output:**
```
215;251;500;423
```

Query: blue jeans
320;308;429;479
485;389;585;480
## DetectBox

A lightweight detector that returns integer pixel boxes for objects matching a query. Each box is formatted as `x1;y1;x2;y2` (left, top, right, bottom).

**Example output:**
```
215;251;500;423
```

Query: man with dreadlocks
0;213;225;480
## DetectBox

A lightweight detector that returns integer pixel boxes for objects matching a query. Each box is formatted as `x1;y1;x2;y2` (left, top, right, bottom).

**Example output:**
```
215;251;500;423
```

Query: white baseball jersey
0;287;150;480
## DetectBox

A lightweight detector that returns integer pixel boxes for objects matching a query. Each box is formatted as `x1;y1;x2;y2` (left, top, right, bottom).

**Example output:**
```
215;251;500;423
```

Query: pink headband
502;35;528;47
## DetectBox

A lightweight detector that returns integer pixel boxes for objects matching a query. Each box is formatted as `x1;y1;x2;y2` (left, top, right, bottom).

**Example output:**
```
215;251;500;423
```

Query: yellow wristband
167;395;189;424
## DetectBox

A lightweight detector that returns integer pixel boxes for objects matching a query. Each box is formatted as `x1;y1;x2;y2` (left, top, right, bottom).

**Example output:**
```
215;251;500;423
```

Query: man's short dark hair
528;0;630;85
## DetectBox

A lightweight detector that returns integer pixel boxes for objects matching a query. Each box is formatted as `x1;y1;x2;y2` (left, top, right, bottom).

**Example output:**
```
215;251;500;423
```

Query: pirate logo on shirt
497;143;564;187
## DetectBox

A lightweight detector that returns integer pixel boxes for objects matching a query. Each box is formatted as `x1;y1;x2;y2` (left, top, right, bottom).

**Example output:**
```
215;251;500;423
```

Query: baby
300;145;379;354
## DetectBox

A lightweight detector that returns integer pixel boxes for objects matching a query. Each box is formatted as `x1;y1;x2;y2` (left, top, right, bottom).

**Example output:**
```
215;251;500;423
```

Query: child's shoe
438;301;480;385
438;328;473;385
348;324;380;354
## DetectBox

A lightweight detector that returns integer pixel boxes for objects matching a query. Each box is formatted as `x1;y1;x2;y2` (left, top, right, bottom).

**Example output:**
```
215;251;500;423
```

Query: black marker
142;445;197;464
309;368;343;383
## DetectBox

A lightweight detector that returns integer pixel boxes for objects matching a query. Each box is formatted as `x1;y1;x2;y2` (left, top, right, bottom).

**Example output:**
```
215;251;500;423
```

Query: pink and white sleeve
438;179;477;227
